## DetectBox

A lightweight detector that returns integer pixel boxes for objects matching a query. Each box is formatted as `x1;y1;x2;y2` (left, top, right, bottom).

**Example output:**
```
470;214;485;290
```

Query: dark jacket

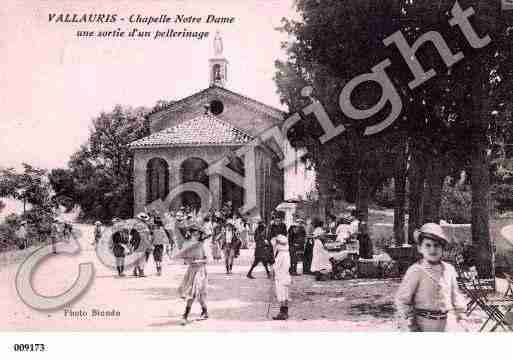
112;231;127;257
254;223;273;263
129;229;141;251
288;225;306;259
267;221;287;241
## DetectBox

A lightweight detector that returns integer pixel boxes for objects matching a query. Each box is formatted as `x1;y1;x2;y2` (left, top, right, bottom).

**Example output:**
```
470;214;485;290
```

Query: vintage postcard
1;0;513;349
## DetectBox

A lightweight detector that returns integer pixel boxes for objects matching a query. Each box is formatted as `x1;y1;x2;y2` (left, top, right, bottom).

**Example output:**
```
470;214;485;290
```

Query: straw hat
136;213;150;221
414;223;449;245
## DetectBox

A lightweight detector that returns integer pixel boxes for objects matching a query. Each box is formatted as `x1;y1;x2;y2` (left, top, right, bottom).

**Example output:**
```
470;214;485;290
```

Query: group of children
95;212;173;278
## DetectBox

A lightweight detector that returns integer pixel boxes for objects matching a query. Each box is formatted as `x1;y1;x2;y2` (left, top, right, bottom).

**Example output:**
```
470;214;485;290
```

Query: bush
0;207;55;253
440;183;471;224
491;184;513;211
0;214;19;251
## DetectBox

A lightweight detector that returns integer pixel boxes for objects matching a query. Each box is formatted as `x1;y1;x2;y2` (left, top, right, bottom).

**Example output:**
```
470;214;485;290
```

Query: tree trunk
407;147;426;244
356;171;370;224
422;155;445;223
471;67;494;279
394;140;408;246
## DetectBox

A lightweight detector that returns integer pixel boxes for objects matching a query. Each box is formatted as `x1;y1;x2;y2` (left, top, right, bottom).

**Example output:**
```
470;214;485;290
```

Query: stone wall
133;144;284;217
133;146;228;214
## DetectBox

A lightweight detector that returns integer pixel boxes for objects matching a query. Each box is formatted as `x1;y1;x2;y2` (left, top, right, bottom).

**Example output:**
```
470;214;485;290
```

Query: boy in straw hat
271;234;292;320
395;223;467;332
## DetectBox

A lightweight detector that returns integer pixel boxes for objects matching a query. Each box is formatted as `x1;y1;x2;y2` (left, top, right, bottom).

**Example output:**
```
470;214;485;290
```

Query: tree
275;0;407;225
63;105;149;221
59;101;176;222
0;164;56;245
276;0;513;270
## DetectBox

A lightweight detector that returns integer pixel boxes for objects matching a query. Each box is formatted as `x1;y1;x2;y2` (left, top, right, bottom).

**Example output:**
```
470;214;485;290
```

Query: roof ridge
147;85;285;119
210;85;285;116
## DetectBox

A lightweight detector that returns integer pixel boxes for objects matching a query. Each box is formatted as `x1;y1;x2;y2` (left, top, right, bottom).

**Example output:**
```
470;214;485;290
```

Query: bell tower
209;31;228;87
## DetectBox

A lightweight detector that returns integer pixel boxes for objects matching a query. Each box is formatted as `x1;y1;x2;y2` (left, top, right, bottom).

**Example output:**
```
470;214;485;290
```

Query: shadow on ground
124;262;402;327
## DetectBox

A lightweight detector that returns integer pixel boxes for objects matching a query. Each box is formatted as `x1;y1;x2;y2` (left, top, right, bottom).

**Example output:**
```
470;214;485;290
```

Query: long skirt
311;239;331;273
178;263;208;301
274;251;291;302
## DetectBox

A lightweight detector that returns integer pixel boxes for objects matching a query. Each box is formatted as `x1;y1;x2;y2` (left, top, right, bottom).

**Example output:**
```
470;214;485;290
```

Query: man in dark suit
288;217;306;275
267;211;287;241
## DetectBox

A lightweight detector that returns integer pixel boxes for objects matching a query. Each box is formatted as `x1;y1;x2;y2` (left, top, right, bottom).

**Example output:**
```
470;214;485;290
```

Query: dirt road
0;224;485;331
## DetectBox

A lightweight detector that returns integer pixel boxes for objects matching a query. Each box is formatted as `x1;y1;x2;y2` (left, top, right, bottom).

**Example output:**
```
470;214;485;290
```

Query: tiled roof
130;113;254;149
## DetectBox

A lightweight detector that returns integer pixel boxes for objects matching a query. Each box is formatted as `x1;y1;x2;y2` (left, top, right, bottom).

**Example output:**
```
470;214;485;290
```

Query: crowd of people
94;204;473;331
14;218;74;254
92;203;367;322
8;200;483;331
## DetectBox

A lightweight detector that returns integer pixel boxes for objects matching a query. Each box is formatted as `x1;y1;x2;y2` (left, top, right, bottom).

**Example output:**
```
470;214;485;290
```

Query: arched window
180;157;209;186
213;64;221;81
146;158;169;204
178;157;209;210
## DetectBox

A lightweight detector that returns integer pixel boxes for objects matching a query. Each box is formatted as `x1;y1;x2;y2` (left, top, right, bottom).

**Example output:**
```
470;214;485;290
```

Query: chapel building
130;32;285;220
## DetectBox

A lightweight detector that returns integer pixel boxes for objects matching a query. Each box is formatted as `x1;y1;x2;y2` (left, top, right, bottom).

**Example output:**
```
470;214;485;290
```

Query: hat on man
111;217;121;223
414;223;449;245
137;212;150;221
20;220;27;225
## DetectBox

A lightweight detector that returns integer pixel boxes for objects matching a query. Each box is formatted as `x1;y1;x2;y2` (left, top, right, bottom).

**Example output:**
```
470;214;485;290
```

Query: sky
0;0;298;171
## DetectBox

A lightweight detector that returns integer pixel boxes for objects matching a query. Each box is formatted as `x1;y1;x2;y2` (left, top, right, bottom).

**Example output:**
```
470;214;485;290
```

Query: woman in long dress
310;219;331;274
239;218;249;249
271;234;292;320
176;224;209;324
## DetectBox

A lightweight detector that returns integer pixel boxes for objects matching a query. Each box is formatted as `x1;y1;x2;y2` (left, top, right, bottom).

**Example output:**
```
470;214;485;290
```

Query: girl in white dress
271;234;291;320
310;221;331;274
